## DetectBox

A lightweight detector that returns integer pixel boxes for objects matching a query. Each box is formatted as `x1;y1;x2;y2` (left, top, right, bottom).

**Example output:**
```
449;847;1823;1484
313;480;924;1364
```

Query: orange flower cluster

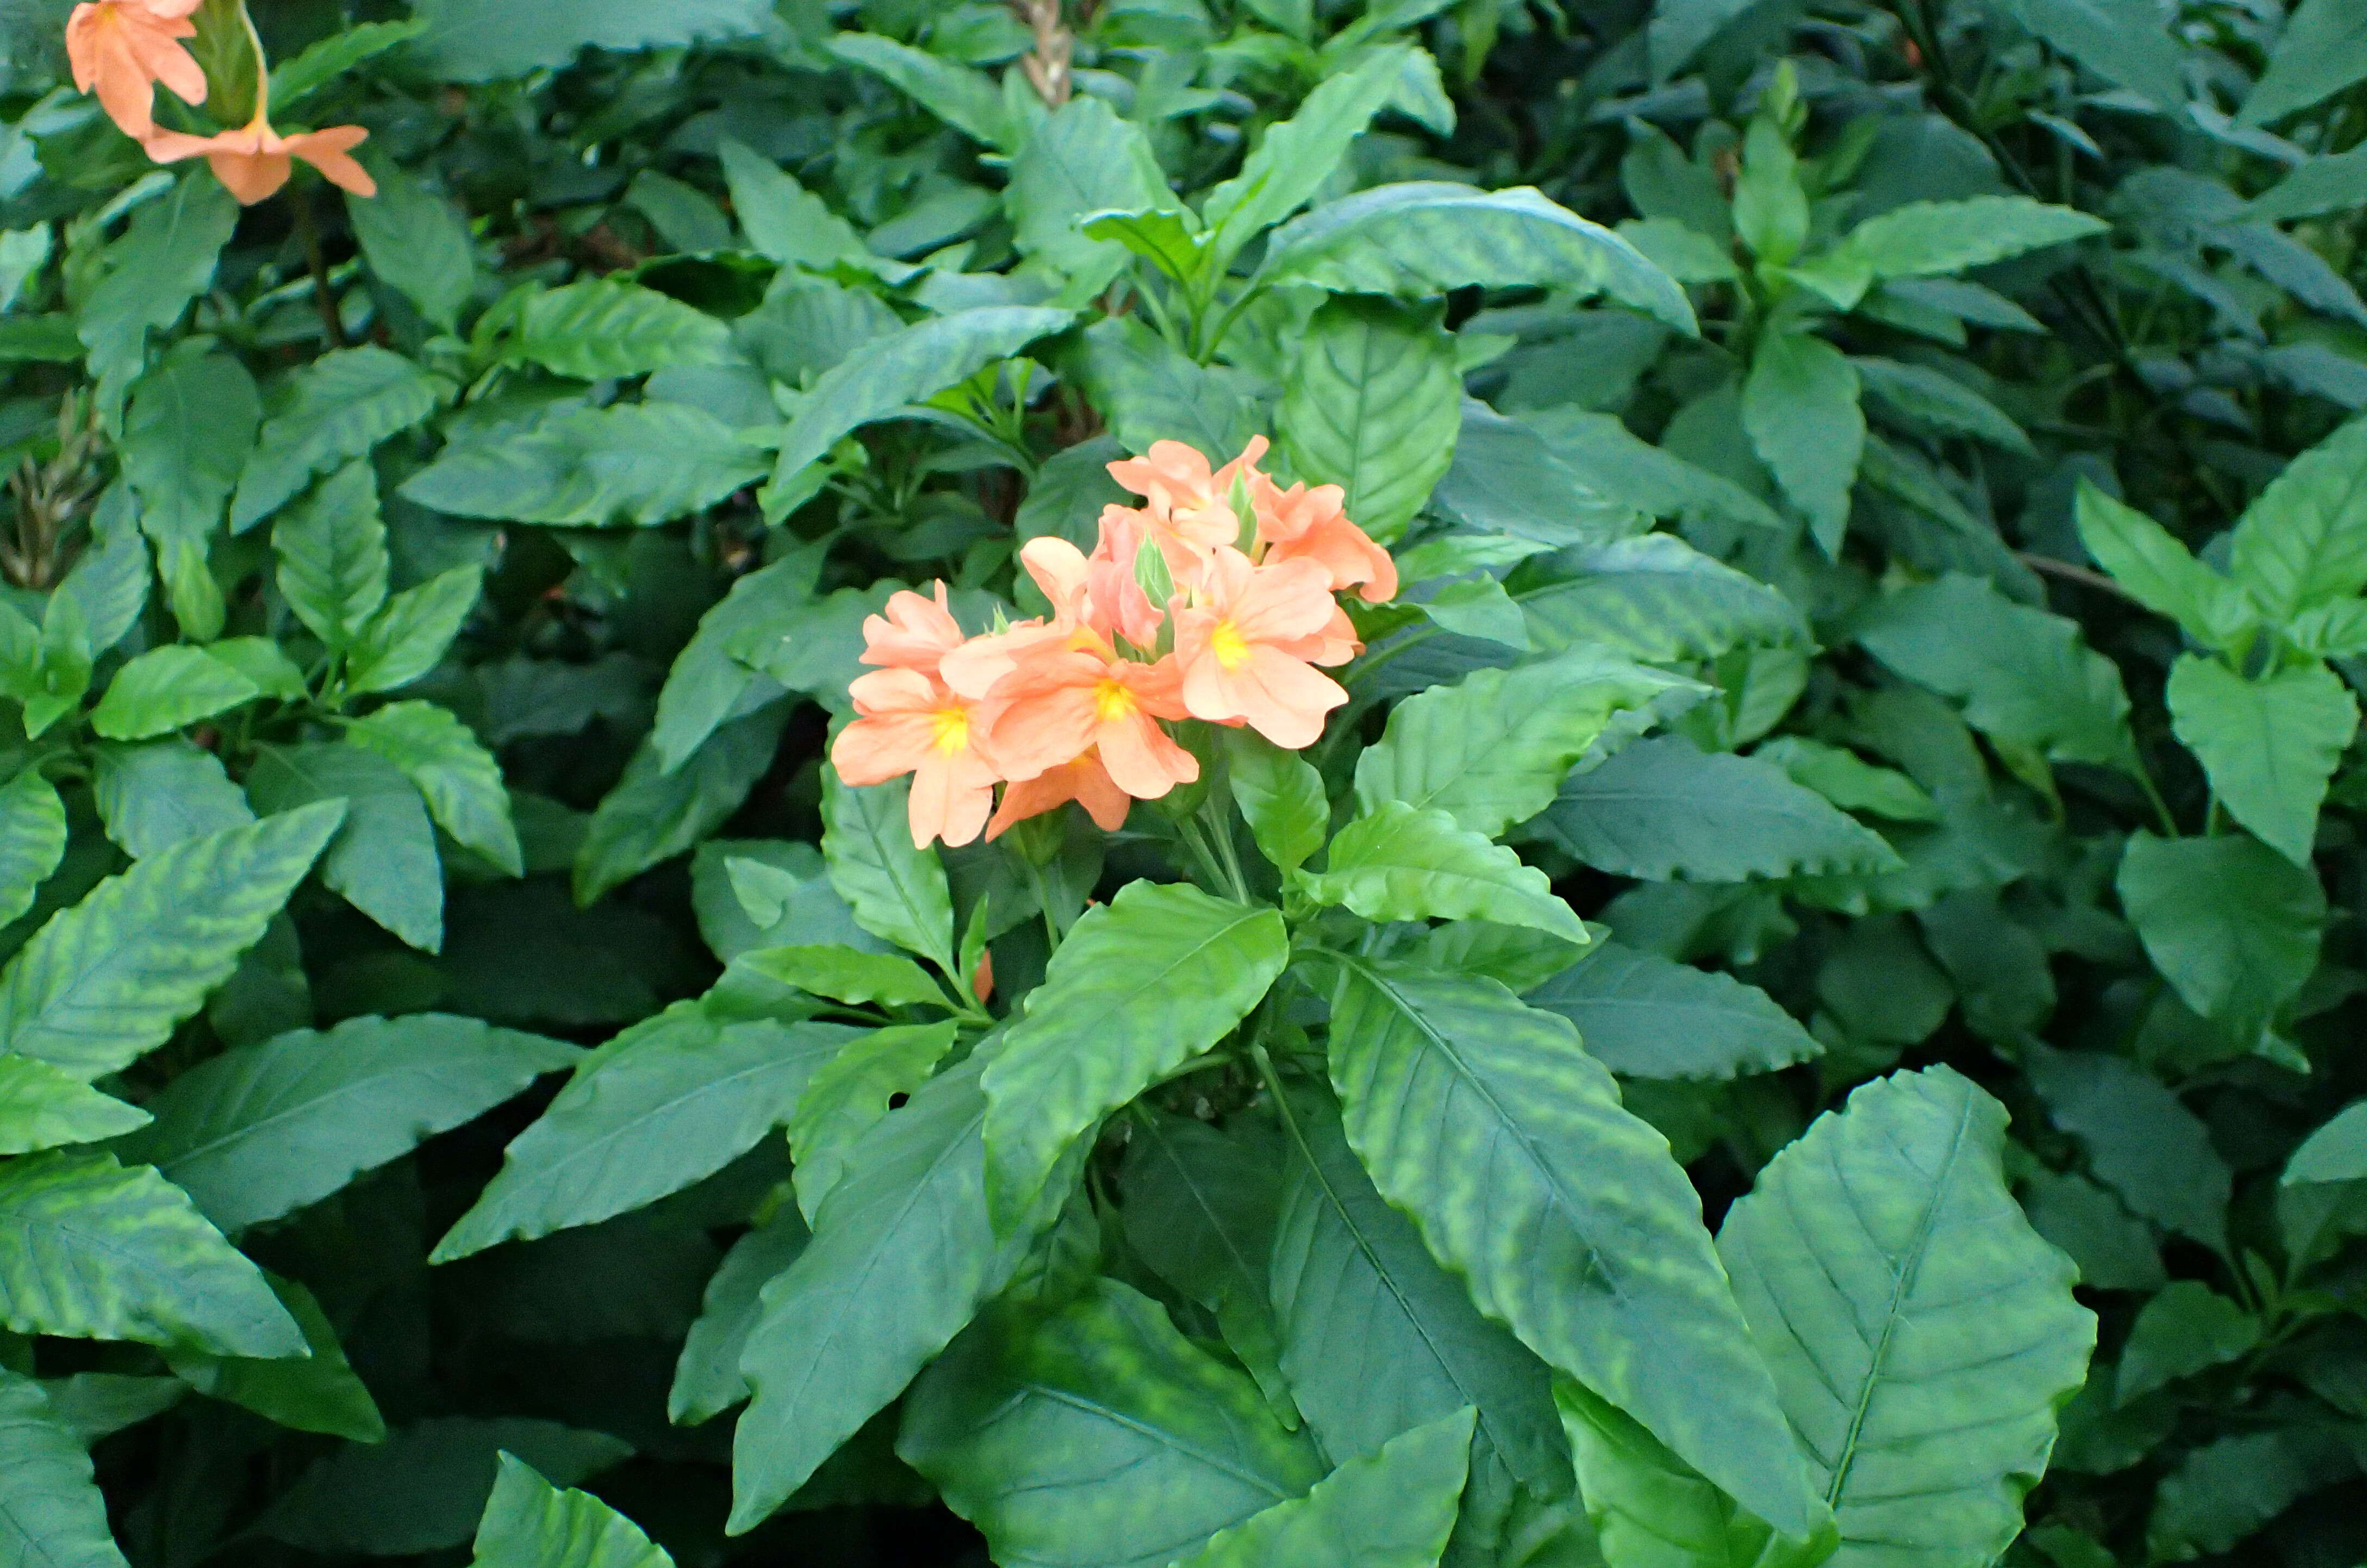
66;0;376;205
833;438;1400;849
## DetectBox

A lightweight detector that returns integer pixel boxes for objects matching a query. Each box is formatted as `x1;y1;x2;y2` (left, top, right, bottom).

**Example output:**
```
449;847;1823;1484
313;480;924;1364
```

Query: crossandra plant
0;0;2362;1565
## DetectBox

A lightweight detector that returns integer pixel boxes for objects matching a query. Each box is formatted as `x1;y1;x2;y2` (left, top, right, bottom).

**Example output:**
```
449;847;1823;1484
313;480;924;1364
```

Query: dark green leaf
262;1417;631;1554
820;770;956;970
513;280;734;380
400;404;768;528
1278;296;1461;544
90;741;253;859
249;744;444;953
1524;941;1821;1081
347;701;524;878
347;565;484;695
272;460;389;651
166;1273;384;1442
0;1370;128;1568
233;348;450;532
1743;330;1863;555
1174;1407;1476;1568
2115;832;2325;1046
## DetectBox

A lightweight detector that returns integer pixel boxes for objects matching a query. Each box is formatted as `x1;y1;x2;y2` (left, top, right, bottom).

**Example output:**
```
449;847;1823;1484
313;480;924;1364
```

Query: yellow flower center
1095;678;1138;722
1209;620;1250;670
931;706;971;755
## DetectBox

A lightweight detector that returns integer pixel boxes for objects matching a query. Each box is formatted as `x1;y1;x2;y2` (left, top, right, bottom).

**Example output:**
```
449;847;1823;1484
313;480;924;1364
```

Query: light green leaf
2072;483;2257;649
1743;331;1863;555
512;279;734;381
470;1452;671;1568
0;804;342;1082
272;460;389;651
1356;648;1697;838
2284;1101;2367;1186
898;1278;1326;1568
1077;207;1206;285
828;34;1013;150
0;1369;129;1568
347;701;524;877
1321;957;1816;1538
0;771;65;926
431;1002;855;1261
89;646;259;742
2287;597;2367;658
2166;656;2357;867
1831;195;2113;280
1734;117;1808;266
2239;0;2367;126
1303;803;1587;942
771;307;1075;483
1176;1407;1475;1568
90;741;253;859
733;946;946;1011
400;403;769;529
1524;941;1822;1081
2116;832;2325;1044
1751;737;1939;823
233;347;451;532
78;177;239;411
347;160;476;332
248;744;444;953
1223;731;1329;876
2224;417;2367;622
166;1273;384;1443
1718;1067;2096;1568
1532;735;1903;882
1007;97;1175;284
1204;47;1410;270
1278;295;1461;544
0;1151;304;1357
731;1059;1085;1529
982;881;1286;1225
121;1013;575;1234
1857;574;2138;772
821;770;956;971
788;1020;961;1223
0;1055;147;1156
1260;183;1692;332
576;709;786;905
347;565;484;695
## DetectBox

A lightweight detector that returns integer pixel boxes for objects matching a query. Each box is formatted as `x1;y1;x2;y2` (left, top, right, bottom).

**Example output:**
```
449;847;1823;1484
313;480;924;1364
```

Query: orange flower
979;646;1198;801
1253;476;1398;603
144;120;375;205
1107;437;1268;570
66;0;206;142
861;583;967;673
942;539;1120;698
1083;507;1172;651
1173;547;1353;749
987;752;1133;839
832;667;999;848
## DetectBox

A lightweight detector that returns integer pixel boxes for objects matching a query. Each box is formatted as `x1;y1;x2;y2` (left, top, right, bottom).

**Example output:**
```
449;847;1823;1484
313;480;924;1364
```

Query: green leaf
232;347;451;532
1006;97;1175;285
1259;183;1692;332
1518;407;1786;537
1719;1067;2097;1568
1831;195;2114;280
0;1151;304;1358
2284;1101;2367;1185
576;709;786;905
1558;1379;1835;1568
2166;656;2357;866
1734;117;1809;267
1174;1407;1475;1568
788;1020;961;1223
347;701;524;877
261;1417;632;1555
1524;941;1822;1081
511;279;734;381
0;1370;129;1568
1751;738;1939;823
2239;0;2367;125
78;177;239;410
898;1279;1326;1568
248;744;444;953
0;1051;146;1157
734;946;946;1011
1271;1089;1569;1498
166;1273;384;1443
1851;358;2032;453
2023;1044;2232;1253
827;34;1014;150
1222;731;1329;876
0;804;341;1082
2113;1282;2256;1406
1302;803;1588;942
345;160;471;326
821;770;956;971
2223;416;2367;622
1321;956;1816;1537
1508;534;1807;664
715;140;875;272
2145;1427;2358;1561
1203;47;1410;271
1065;316;1262;461
0;771;64;926
1857;574;2138;772
1533;736;1904;882
771;307;1075;484
90;741;253;859
651;554;816;771
408;0;767;76
432;1003;856;1261
2115;832;2325;1045
1743;331;1863;556
670;1213;807;1426
272;460;389;651
347;564;483;695
121;1013;575;1234
400;403;768;529
2243;142;2367;223
731;1058;1085;1529
89;646;259;742
2072;483;2257;649
1277;296;1461;544
982;880;1287;1226
1354;648;1697;838
1077;208;1207;286
121;354;260;571
470;1452;671;1568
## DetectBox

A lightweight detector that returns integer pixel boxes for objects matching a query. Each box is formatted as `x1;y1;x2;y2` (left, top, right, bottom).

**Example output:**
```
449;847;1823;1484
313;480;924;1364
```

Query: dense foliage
0;0;2365;1565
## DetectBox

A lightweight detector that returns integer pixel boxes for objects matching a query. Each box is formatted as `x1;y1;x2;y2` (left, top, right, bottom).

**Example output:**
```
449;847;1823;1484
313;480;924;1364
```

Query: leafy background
0;0;2365;1566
